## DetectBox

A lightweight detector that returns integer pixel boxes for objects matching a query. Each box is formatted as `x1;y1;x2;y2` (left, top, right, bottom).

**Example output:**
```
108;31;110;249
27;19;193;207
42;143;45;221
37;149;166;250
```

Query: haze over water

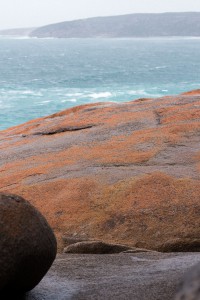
0;37;200;130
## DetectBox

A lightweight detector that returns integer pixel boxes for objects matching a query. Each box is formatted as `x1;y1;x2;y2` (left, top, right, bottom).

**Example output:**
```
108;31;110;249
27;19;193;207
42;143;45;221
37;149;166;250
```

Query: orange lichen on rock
0;90;199;251
181;89;200;96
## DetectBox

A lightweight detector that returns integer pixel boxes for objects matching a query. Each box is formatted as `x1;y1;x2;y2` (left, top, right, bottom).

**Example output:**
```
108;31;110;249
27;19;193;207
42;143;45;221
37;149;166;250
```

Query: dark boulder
0;193;57;294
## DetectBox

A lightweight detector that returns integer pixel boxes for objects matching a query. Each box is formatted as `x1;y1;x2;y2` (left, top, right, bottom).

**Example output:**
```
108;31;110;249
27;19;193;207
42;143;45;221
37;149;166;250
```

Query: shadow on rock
0;291;27;300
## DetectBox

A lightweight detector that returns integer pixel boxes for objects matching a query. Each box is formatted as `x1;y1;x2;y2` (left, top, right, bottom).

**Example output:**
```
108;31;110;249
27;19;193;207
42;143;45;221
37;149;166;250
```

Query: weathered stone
0;193;57;293
175;263;200;300
24;253;200;300
62;235;91;247
122;248;155;253
0;90;200;252
157;238;200;252
64;241;131;254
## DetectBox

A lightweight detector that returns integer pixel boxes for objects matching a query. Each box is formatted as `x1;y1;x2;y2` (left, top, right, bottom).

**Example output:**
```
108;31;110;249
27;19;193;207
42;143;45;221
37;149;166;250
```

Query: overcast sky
1;0;200;30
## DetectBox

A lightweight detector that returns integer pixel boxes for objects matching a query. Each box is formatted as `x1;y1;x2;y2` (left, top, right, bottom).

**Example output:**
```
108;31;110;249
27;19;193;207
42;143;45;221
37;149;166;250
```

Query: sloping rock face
0;193;57;293
0;90;200;251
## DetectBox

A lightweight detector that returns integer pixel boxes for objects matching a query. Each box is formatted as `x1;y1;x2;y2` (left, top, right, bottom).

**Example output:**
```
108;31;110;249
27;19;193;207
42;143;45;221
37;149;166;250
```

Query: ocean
0;37;200;130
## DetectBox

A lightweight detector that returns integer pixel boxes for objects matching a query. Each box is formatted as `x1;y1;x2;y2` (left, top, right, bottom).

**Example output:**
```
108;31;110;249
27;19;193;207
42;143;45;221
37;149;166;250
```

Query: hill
30;12;200;38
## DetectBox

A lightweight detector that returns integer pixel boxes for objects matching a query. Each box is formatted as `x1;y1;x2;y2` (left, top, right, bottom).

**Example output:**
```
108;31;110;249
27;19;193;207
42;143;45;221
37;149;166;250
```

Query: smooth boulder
0;193;57;294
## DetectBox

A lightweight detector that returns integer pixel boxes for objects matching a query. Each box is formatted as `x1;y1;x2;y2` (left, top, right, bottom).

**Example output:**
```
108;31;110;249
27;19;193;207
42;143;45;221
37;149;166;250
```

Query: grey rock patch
175;263;200;300
24;253;200;300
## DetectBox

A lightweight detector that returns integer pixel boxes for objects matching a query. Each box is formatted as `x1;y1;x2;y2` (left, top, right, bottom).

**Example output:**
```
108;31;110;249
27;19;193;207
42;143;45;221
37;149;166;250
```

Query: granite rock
64;241;132;254
0;90;200;251
0;193;57;294
175;263;200;300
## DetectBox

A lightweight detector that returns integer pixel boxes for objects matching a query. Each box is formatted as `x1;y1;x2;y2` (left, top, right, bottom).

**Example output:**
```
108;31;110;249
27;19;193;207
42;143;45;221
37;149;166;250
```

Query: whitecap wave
5;89;38;95
21;90;36;95
88;92;112;99
41;100;51;103
64;93;83;97
61;99;77;103
155;66;167;69
128;90;147;96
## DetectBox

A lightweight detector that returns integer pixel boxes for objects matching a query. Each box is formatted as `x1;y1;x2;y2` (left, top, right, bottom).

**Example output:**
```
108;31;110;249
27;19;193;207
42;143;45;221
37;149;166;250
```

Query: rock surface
0;90;200;251
64;241;132;254
0;193;57;294
175;263;200;300
25;253;200;300
63;240;152;254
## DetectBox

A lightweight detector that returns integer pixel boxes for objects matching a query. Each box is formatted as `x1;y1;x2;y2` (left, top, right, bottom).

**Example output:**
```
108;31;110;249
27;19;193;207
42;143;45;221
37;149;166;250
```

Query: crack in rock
154;110;162;125
31;124;96;136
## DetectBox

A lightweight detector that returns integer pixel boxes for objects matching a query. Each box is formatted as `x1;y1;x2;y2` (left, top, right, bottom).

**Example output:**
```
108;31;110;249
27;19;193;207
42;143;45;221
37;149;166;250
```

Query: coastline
0;91;200;298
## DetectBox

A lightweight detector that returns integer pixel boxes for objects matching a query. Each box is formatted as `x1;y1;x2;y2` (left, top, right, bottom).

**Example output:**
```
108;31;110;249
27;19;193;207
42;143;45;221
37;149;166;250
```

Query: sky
1;0;200;30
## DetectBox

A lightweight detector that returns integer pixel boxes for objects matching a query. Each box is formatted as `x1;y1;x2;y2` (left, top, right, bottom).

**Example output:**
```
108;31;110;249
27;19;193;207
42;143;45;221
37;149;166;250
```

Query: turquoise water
0;37;200;130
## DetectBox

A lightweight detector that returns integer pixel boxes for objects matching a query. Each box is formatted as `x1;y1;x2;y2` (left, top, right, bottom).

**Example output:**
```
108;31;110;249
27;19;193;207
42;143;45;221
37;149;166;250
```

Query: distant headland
0;27;36;37
1;12;200;38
